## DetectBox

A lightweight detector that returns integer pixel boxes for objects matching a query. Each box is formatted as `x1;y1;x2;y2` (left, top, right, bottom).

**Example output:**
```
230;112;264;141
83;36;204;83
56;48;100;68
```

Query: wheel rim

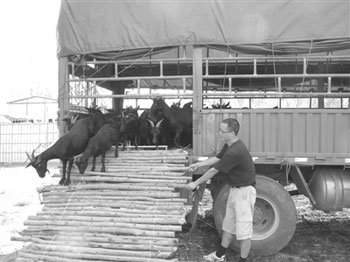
253;195;280;241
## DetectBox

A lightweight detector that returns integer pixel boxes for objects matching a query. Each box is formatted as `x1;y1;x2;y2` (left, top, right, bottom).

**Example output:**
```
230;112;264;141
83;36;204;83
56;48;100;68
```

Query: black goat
148;119;166;148
212;101;231;109
75;118;120;174
120;108;140;150
150;98;192;148
26;116;95;186
26;112;119;185
138;110;153;146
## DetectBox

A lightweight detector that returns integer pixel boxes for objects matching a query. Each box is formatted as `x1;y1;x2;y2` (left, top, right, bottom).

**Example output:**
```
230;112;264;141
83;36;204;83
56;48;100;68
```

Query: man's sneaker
203;251;226;262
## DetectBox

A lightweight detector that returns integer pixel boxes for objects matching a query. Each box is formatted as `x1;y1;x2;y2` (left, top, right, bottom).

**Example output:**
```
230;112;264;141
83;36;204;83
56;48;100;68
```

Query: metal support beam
289;166;316;205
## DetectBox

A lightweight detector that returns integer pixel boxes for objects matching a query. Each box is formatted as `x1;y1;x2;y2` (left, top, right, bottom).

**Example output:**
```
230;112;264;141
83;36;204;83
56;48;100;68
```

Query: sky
0;0;61;114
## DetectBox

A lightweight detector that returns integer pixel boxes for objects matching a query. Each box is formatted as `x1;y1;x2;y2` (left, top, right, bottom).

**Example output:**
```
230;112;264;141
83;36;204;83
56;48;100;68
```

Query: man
186;118;256;262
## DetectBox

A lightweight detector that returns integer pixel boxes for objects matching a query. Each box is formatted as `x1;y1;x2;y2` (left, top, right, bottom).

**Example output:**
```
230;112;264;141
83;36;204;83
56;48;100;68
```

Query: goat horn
25;152;33;167
26;151;31;160
71;114;79;124
147;119;155;128
156;119;164;128
33;144;41;155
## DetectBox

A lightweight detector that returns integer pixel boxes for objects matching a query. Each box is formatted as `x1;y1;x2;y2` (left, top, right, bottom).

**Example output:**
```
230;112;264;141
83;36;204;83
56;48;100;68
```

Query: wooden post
192;46;203;157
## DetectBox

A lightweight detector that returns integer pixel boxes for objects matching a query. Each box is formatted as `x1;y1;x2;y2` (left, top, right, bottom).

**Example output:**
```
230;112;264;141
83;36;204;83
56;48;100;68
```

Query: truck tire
213;175;297;257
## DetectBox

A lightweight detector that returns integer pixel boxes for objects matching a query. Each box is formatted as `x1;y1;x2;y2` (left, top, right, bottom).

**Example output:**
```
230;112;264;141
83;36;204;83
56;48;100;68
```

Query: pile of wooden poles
12;149;191;262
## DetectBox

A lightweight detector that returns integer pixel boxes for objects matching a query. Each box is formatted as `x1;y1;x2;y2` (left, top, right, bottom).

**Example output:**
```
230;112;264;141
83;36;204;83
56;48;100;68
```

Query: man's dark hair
222;118;240;135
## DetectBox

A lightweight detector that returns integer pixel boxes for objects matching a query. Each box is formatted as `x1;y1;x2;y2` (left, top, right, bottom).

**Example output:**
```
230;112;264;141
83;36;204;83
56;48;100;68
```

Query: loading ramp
12;149;190;262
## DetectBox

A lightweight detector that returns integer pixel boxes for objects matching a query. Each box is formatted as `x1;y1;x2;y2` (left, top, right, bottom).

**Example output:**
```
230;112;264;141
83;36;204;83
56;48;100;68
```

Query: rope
296;39;314;108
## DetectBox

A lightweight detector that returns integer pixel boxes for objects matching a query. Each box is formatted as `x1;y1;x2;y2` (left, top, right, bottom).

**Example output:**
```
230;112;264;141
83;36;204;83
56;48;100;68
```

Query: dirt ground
175;190;350;262
1;164;349;262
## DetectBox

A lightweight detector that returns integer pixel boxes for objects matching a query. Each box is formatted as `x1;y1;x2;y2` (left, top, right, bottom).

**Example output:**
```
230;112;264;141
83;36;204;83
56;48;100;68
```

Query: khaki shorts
222;185;256;240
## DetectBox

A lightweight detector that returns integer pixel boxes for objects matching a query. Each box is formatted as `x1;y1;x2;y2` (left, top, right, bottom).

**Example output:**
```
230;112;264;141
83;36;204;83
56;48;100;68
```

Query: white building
7;96;58;123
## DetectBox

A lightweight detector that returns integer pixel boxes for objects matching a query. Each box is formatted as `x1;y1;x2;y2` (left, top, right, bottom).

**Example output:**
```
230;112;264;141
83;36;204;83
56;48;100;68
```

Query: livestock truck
56;1;350;257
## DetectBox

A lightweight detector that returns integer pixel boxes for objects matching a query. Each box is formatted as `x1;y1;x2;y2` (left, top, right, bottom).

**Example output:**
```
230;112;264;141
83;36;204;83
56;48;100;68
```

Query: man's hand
188;162;200;172
186;182;198;191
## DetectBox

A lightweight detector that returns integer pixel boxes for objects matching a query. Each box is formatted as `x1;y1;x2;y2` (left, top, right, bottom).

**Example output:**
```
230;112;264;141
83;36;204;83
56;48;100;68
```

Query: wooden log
67;170;190;177
42;195;187;203
41;190;181;198
68;171;191;180
41;197;185;205
19;232;178;246
37;183;173;193
17;253;93;262
99;162;185;167
52;176;188;184
12;236;177;252
41;206;184;215
12;236;177;249
60;179;187;189
23;225;175;237
67;174;189;183
27;214;186;225
19;250;178;262
42;201;185;210
24;219;182;232
37;210;186;219
104;159;188;164
29;243;174;258
123;182;189;189
105;154;187;159
105;166;188;172
116;151;186;156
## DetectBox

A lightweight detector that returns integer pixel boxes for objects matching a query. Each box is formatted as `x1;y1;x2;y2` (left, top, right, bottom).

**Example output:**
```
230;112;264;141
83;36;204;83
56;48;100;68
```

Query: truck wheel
213;175;297;257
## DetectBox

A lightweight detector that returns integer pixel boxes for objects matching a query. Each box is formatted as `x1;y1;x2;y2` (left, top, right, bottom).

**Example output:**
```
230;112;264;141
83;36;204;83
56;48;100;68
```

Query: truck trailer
56;0;350;256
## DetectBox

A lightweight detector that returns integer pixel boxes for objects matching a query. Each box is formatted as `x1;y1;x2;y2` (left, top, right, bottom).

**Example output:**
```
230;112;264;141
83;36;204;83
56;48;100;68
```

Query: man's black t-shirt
213;140;256;187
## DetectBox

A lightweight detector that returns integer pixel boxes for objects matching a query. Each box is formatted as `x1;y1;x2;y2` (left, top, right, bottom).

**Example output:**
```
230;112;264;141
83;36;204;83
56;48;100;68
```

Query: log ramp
12;148;191;262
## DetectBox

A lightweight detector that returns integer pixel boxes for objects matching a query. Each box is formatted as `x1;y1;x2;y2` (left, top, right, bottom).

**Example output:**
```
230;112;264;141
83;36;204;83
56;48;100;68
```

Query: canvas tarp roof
56;0;350;58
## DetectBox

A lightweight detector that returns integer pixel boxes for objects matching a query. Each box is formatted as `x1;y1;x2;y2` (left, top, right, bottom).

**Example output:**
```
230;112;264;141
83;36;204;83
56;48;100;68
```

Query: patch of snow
0;163;60;255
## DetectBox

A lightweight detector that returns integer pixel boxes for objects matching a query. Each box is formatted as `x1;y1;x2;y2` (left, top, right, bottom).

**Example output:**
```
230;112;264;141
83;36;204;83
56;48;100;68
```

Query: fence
0;122;59;163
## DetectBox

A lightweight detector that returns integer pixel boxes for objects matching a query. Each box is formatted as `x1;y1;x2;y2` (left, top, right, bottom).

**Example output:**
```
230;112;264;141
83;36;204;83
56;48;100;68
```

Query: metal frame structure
58;46;350;158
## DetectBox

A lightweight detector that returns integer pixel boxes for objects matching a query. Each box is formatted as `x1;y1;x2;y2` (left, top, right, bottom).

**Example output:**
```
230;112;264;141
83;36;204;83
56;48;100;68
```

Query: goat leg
59;160;67;185
100;153;106;172
63;158;73;186
122;139;127;151
114;143;119;157
174;132;181;148
91;156;96;171
134;135;139;150
114;136;119;157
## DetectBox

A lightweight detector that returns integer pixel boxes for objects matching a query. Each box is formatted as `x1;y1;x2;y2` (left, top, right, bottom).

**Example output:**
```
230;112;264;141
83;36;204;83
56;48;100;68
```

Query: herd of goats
25;98;193;186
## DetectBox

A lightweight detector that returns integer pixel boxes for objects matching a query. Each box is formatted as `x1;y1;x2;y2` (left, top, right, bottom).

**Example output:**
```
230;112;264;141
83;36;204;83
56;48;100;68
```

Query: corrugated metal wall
0;123;59;163
198;109;350;164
